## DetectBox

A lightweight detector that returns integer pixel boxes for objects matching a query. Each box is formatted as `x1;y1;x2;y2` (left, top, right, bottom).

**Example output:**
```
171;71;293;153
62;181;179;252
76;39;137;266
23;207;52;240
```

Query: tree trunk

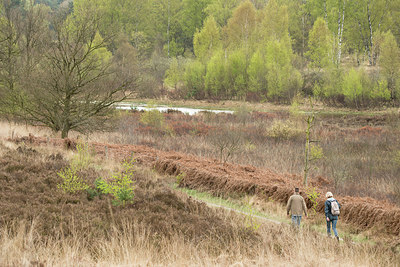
367;0;374;65
167;0;170;57
61;126;69;138
336;0;345;65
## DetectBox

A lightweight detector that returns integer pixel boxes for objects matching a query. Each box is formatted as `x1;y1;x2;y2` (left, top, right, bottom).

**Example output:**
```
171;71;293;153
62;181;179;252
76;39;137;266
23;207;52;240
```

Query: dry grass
1;214;398;266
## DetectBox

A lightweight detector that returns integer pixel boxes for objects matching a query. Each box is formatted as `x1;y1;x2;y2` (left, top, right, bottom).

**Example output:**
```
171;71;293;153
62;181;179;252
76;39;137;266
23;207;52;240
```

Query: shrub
57;167;89;194
306;187;320;215
86;178;104;201
267;120;303;141
97;159;136;206
140;108;165;130
57;141;92;194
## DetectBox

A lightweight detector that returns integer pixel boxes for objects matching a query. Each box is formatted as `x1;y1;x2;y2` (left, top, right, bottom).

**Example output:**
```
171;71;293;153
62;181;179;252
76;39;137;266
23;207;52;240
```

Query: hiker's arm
302;199;308;217
324;201;329;220
286;197;292;215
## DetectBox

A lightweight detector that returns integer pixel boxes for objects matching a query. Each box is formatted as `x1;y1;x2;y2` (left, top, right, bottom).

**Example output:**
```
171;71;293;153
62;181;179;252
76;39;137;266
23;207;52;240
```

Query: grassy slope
0;141;399;266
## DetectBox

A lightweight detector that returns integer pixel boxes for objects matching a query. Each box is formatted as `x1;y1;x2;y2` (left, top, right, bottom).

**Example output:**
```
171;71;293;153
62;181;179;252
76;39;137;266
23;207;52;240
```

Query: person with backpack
325;191;341;241
286;187;308;228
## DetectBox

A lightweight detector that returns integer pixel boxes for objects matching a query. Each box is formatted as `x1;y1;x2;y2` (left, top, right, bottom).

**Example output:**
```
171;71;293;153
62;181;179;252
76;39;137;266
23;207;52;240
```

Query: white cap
326;192;333;198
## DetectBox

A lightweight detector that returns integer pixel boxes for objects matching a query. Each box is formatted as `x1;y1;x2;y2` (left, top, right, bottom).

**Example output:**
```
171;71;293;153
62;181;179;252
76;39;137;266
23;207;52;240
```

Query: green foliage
140;102;166;130
91;32;112;65
193;16;221;61
380;31;400;99
306;187;320;215
267;120;303;141
316;67;343;100
224;0;256;48
225;49;247;98
2;0;400;109
205;50;226;98
97;159;136;207
247;49;266;94
57;167;89;194
264;39;301;101
205;0;240;26
310;144;324;161
370;79;391;101
57;141;92;194
183;60;206;98
260;0;290;44
342;68;364;108
86;178;104;201
306;17;332;70
165;57;185;89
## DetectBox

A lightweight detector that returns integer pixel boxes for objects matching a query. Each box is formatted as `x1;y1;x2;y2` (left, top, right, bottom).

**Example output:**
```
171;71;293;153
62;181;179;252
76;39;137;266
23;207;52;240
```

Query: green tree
342;68;364;108
164;57;184;90
205;49;226;98
380;31;400;100
224;0;256;49
205;0;241;27
265;40;293;100
225;48;247;98
184;59;206;99
193;16;221;62
346;0;391;65
259;0;290;44
180;0;211;50
247;49;266;95
306;17;332;70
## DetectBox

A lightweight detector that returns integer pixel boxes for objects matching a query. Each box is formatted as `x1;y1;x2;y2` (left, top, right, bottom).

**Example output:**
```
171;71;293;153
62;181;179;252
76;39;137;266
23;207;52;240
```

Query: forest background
0;0;400;116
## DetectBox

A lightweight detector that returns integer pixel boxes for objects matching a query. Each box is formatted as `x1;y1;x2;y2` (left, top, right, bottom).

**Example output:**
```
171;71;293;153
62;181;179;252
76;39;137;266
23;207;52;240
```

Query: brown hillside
12;135;400;237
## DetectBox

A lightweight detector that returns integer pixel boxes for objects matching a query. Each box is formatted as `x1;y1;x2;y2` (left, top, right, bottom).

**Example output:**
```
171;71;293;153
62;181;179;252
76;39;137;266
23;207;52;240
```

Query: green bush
267;120;303;141
57;141;92;194
140;102;166;130
306;187;320;215
97;159;136;207
57;167;89;194
86;178;104;201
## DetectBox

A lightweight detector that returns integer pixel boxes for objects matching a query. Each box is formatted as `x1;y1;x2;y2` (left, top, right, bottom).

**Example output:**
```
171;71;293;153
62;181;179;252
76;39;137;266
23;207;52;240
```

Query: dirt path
195;199;282;225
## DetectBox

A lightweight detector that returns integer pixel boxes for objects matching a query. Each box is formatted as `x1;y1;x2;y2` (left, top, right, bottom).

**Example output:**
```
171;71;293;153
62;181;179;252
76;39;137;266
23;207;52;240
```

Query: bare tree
19;8;133;138
209;126;243;164
0;0;23;117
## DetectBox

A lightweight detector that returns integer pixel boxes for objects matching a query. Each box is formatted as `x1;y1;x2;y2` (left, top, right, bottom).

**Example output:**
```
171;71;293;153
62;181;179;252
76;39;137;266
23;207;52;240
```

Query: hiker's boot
336;236;339;242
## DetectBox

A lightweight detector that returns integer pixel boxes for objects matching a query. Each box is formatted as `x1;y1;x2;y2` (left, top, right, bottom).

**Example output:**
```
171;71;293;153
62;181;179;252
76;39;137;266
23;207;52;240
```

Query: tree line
0;0;400;137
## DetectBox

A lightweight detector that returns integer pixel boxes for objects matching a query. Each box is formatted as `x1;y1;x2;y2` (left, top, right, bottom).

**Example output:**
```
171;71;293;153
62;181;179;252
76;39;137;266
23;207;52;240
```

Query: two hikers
286;188;341;241
286;187;308;227
325;191;341;241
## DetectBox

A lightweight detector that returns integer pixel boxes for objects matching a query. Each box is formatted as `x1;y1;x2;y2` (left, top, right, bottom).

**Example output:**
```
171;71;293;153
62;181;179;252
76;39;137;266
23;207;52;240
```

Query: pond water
115;102;234;116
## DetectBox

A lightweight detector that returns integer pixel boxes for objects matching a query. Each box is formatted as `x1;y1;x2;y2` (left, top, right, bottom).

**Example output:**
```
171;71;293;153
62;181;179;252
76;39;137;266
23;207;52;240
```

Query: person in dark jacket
325;191;341;241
